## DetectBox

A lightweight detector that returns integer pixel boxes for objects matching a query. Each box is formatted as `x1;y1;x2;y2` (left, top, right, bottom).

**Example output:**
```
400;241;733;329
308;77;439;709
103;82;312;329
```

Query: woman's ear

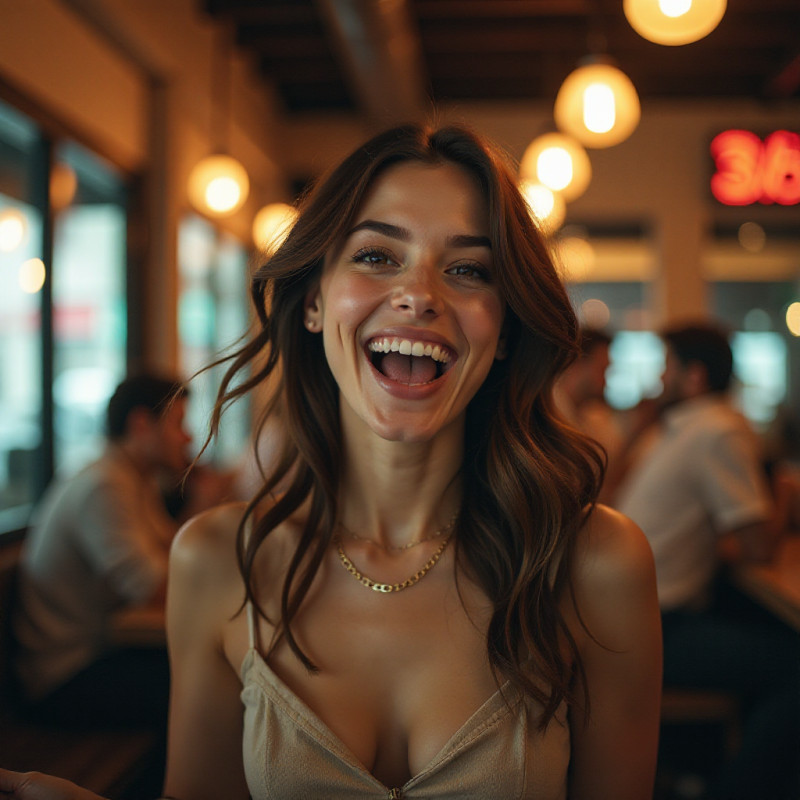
303;285;323;333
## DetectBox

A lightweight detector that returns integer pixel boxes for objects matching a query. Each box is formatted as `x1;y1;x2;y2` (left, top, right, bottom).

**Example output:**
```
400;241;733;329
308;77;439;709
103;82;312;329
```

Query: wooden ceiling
205;0;800;124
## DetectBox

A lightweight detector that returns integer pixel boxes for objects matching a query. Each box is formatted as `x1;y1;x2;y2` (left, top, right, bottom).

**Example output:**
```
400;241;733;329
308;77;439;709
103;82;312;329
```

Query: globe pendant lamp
554;56;641;149
519;180;566;235
520;132;592;202
188;31;249;217
252;202;298;254
624;0;727;46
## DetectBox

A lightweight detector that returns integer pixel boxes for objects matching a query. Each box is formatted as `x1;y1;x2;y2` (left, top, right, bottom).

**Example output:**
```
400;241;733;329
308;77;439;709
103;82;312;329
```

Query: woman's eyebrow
348;219;491;250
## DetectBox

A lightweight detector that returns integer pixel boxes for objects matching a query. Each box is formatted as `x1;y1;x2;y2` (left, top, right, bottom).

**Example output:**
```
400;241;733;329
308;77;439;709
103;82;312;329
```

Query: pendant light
554;56;641;149
520;132;592;202
519;180;566;234
624;0;727;46
252;202;298;254
188;29;249;217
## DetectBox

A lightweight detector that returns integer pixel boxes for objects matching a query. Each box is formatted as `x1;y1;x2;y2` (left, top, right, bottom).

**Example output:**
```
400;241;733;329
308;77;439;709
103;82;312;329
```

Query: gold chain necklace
336;531;454;593
336;514;457;552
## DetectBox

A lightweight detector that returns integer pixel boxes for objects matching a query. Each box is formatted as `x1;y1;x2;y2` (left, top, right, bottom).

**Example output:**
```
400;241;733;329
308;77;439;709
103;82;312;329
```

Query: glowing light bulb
19;258;46;294
659;0;692;17
583;84;616;134
0;208;27;252
537;147;574;192
252;202;298;254
786;302;800;337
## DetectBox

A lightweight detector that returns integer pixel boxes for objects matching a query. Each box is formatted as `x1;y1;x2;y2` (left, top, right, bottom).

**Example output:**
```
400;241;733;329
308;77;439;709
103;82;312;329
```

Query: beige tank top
240;602;570;799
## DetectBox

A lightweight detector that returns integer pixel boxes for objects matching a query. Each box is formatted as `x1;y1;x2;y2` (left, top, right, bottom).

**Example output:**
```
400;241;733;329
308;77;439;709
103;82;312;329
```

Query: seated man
13;373;191;729
613;322;800;800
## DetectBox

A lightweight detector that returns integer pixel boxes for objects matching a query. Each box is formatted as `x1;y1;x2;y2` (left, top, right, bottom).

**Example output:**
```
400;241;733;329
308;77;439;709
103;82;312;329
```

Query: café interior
0;1;799;797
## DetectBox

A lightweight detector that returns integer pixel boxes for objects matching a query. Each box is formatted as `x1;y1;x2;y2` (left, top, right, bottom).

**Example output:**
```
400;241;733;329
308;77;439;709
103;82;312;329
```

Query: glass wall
178;214;251;468
0;102;43;531
52;141;127;473
0;98;129;536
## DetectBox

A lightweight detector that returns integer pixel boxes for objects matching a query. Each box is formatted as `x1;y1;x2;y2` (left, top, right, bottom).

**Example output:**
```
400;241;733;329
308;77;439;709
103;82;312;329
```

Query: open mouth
367;337;454;385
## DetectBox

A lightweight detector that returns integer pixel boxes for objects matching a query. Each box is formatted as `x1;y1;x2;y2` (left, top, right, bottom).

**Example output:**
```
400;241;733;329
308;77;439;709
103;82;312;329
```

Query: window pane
0;100;42;529
178;214;250;466
51;141;127;473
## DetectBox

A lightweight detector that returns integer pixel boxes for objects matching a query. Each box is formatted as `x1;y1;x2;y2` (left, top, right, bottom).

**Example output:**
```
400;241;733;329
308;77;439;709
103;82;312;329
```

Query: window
0;98;131;537
52;141;127;473
178;214;250;467
0;102;42;531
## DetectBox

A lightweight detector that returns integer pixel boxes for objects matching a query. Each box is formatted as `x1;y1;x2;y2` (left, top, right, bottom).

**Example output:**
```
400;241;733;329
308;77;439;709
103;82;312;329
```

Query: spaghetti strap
243;514;260;651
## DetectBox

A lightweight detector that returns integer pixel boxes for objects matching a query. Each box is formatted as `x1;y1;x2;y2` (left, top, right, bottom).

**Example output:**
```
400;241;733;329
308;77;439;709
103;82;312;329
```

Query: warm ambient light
188;155;250;217
252;202;298;254
519;180;566;233
786;302;800;337
554;57;641;148
624;0;727;46
50;163;78;211
0;208;27;252
19;258;46;294
519;133;592;202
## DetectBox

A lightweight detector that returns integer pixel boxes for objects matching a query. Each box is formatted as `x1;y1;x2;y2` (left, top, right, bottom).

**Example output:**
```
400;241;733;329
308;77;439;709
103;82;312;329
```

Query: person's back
12;373;190;733
15;446;171;703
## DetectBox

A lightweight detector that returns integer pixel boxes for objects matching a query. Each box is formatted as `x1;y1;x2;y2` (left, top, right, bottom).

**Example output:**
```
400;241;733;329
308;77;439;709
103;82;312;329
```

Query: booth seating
0;539;160;799
661;687;742;756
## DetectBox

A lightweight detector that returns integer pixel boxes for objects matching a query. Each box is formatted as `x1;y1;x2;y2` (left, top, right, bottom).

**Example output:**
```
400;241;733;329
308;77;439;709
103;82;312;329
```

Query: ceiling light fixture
252;202;298;254
520;132;592;202
624;0;727;46
188;29;249;217
554;56;641;148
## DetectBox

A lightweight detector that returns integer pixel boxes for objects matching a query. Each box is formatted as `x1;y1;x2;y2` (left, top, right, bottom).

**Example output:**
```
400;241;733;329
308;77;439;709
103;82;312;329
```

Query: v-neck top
240;603;571;799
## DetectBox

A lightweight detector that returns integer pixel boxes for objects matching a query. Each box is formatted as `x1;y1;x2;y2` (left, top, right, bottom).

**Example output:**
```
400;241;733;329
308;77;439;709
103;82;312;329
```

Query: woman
0;124;661;799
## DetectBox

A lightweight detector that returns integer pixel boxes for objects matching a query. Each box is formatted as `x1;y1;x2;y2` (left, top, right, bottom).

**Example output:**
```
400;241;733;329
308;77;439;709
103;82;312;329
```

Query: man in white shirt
615;323;800;800
14;374;191;729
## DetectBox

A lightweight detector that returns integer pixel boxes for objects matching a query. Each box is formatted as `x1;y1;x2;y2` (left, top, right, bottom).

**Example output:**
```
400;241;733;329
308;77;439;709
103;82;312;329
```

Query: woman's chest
227;570;500;785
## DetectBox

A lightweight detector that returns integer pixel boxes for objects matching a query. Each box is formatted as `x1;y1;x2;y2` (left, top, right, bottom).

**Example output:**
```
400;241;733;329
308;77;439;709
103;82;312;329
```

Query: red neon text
710;129;800;206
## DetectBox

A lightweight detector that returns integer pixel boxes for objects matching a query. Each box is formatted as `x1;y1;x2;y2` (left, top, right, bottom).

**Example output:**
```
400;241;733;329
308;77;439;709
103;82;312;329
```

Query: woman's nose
390;268;443;318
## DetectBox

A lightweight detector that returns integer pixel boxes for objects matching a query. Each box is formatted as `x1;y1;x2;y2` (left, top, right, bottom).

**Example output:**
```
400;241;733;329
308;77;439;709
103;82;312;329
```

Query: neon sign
710;129;800;206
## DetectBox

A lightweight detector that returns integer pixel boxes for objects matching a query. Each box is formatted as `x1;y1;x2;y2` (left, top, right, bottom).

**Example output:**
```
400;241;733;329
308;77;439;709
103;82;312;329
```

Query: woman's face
305;159;506;444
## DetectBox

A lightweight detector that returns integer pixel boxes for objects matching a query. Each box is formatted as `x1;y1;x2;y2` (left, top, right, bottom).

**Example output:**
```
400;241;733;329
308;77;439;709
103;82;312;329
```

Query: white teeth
367;337;451;364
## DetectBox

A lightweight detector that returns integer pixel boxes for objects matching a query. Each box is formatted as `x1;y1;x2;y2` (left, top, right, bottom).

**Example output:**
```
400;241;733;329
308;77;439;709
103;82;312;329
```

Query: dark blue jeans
662;597;800;800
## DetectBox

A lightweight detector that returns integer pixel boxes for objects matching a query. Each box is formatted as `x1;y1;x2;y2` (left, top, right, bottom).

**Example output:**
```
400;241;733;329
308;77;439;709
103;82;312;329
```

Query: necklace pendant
372;582;394;593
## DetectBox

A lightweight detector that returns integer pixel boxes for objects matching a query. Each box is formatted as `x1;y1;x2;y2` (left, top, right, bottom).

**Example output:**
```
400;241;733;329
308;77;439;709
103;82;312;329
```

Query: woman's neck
337;412;464;550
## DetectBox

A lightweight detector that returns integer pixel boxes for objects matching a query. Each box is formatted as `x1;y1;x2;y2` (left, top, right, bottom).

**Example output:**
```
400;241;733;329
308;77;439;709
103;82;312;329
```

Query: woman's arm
162;505;250;800
566;505;662;800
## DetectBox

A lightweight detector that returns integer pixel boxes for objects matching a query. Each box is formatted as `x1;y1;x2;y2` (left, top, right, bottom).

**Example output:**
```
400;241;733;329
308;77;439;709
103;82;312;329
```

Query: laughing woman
0;125;661;800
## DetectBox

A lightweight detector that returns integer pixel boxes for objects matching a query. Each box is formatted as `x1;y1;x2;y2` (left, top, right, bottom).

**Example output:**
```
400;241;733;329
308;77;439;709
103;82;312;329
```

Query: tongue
380;352;438;384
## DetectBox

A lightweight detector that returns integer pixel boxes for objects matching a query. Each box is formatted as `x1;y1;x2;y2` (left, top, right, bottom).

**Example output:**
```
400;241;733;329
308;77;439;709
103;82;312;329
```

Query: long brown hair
208;124;603;726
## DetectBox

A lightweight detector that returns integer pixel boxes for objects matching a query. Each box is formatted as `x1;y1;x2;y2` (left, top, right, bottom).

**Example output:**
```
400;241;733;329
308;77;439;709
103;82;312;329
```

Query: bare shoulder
170;502;247;584
568;504;659;647
574;504;655;589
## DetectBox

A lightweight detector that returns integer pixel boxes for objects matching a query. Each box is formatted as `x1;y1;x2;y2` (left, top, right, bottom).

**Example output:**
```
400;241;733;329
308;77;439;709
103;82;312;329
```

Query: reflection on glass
0;100;42;526
51;141;127;474
178;214;250;467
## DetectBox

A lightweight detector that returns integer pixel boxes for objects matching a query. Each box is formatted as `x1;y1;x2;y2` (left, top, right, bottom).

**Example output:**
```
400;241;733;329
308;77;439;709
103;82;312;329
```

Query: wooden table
732;535;800;632
111;604;167;647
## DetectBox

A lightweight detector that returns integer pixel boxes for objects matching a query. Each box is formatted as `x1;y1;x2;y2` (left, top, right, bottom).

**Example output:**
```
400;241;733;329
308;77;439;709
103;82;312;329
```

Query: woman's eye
352;247;396;267
448;262;490;281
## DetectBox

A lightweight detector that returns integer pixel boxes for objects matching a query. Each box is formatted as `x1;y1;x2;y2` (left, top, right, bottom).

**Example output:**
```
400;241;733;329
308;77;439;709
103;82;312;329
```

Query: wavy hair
207;124;604;726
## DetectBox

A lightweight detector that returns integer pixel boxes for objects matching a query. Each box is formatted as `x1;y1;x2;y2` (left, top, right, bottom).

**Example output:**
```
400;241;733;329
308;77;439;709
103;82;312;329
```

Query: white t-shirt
14;445;173;699
615;395;772;611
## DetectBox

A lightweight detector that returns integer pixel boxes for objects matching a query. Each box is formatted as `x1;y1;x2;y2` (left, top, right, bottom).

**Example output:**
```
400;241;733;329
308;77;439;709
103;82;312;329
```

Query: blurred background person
12;373;192;730
554;327;624;500
612;321;800;800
